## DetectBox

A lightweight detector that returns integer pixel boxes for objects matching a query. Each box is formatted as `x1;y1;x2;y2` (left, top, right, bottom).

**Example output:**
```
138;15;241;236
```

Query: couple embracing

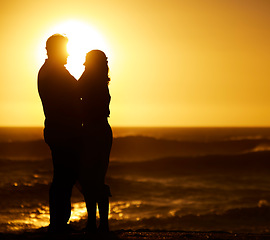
38;34;112;234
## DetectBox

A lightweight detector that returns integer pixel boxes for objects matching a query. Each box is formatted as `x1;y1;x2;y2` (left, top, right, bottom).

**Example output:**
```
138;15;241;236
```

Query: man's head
46;34;69;65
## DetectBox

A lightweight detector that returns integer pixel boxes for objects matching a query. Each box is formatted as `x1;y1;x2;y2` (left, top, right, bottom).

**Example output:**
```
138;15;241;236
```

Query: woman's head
84;50;110;84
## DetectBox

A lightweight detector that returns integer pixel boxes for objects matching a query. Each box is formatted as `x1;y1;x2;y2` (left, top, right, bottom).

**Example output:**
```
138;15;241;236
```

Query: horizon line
1;125;270;128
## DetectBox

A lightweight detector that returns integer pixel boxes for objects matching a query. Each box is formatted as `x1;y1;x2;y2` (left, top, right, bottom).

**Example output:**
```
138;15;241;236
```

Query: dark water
0;127;270;233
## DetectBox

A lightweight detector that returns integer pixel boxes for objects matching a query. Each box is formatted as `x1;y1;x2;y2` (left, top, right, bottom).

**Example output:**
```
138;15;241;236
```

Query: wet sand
1;229;270;240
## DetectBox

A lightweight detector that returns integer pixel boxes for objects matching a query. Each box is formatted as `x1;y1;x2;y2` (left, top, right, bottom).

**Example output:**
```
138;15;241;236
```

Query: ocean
0;127;270;233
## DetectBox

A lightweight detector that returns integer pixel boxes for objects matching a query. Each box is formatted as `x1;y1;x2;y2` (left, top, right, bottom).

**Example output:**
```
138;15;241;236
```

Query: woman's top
78;70;111;126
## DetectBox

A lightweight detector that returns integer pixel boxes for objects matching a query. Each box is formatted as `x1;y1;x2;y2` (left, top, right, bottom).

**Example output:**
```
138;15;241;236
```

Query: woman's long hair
83;50;110;85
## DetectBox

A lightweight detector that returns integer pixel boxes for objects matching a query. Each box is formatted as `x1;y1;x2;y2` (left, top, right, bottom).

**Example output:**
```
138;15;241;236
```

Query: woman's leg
85;196;97;232
79;137;98;233
97;125;112;232
98;197;109;232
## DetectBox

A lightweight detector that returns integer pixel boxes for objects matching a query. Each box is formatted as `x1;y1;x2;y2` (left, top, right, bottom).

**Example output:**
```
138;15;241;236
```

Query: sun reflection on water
7;205;50;232
109;201;142;220
69;202;87;222
6;200;143;232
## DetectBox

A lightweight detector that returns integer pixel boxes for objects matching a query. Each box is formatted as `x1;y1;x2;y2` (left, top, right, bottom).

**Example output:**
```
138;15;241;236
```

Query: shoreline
1;229;270;240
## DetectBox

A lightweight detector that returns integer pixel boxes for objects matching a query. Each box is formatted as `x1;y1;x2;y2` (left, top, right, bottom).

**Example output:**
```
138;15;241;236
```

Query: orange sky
0;0;269;127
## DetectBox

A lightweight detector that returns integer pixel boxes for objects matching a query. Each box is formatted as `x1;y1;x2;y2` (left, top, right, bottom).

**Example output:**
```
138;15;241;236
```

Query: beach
1;127;270;236
1;228;270;240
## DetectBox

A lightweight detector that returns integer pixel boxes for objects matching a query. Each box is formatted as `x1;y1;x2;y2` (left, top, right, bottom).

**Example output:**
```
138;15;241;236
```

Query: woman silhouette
78;50;112;233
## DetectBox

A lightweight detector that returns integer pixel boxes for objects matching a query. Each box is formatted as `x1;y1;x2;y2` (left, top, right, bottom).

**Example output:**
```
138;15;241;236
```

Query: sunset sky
1;0;269;127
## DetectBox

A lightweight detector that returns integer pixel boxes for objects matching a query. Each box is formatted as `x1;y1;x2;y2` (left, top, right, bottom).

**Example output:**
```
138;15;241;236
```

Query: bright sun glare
38;20;111;78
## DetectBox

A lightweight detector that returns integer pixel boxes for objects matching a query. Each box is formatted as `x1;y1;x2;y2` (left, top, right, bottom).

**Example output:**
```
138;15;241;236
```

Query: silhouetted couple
38;34;112;235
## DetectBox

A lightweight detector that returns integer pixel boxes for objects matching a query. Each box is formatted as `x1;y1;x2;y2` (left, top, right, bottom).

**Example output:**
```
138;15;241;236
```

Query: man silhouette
38;34;82;233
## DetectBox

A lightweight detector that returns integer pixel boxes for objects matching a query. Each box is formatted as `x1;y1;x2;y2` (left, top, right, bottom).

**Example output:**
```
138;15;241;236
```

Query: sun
38;20;111;78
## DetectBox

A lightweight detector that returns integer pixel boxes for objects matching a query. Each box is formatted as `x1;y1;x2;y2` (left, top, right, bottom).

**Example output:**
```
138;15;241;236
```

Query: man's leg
49;145;78;230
